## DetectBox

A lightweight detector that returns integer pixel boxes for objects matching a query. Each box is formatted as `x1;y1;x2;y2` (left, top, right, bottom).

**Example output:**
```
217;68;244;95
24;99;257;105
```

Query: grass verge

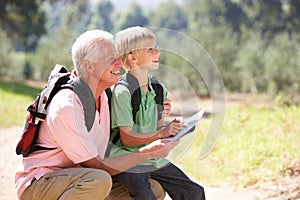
173;104;300;188
0;80;42;127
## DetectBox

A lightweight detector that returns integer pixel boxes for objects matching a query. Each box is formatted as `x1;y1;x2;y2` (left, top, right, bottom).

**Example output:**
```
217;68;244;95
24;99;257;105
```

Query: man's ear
83;60;93;73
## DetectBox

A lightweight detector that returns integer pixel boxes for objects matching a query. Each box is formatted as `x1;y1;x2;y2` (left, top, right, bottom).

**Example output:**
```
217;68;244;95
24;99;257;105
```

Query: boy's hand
158;118;183;138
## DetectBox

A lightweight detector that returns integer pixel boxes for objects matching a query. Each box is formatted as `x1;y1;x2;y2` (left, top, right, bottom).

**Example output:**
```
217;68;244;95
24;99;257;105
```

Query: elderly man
15;30;177;200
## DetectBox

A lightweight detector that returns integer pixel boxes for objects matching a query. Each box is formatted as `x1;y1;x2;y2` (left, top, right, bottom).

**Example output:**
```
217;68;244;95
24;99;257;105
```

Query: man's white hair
71;30;113;77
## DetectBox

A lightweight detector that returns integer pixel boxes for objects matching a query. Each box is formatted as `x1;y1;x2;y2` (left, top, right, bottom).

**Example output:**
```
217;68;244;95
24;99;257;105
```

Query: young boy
109;26;206;200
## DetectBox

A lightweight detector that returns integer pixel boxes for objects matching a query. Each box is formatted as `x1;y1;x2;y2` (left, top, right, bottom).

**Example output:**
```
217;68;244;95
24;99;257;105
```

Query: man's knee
77;169;112;199
91;170;112;196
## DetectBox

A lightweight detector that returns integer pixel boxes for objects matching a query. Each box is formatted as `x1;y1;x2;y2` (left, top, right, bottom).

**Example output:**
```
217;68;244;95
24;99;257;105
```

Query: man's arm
80;139;178;175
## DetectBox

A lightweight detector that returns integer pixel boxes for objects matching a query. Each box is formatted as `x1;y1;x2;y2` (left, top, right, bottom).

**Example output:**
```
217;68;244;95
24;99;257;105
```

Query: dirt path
0;126;298;200
0;126;21;200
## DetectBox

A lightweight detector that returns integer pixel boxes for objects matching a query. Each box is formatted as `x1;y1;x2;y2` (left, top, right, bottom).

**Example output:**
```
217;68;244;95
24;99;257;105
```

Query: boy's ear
127;53;137;64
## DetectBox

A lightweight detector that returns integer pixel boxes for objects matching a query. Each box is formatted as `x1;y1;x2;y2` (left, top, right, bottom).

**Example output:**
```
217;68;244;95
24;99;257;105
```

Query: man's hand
138;139;179;158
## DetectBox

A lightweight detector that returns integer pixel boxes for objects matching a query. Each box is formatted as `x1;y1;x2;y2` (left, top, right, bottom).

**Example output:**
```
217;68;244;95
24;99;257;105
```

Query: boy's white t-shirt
15;89;110;198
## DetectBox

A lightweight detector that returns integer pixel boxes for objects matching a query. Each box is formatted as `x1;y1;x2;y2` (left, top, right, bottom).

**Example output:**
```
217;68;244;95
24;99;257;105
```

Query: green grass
0;80;42;127
1;79;300;188
173;105;300;188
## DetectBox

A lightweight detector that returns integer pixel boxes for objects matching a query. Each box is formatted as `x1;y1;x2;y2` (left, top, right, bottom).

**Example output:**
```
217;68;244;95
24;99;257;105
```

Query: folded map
163;108;205;142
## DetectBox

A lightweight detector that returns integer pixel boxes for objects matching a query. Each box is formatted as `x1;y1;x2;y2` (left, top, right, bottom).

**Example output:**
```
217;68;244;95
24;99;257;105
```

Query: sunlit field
174;104;300;188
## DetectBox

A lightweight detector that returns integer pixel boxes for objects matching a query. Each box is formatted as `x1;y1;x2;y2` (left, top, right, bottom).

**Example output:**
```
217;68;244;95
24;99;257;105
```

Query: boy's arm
119;118;182;147
157;118;164;129
162;99;171;117
157;99;172;129
112;84;180;146
119;126;161;146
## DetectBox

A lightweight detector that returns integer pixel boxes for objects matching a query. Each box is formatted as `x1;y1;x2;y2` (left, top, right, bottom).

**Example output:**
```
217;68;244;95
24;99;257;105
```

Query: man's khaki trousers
20;168;165;200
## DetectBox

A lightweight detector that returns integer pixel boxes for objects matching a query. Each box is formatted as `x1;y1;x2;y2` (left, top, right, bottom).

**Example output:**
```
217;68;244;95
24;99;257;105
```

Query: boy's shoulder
113;84;131;98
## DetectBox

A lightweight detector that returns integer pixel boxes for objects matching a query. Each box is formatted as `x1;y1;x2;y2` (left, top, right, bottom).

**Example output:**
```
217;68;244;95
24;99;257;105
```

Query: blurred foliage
0;29;14;76
234;31;267;93
0;0;47;51
264;33;300;104
0;0;300;103
88;0;114;31
151;0;188;31
114;2;148;31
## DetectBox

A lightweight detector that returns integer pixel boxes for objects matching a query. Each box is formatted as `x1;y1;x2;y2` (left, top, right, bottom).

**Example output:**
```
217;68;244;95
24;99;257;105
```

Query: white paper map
164;108;205;142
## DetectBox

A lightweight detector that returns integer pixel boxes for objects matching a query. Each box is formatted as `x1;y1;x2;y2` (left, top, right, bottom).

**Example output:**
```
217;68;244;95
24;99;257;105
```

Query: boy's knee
192;185;206;200
129;184;155;200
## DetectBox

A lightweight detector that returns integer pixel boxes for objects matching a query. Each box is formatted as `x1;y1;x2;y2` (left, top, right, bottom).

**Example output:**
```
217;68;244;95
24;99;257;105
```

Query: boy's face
135;39;160;70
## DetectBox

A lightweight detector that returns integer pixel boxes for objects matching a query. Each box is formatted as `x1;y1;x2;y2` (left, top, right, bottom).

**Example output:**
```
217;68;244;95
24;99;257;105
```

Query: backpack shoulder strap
150;76;164;120
105;87;112;112
44;66;96;132
105;87;112;133
118;72;141;124
65;78;96;132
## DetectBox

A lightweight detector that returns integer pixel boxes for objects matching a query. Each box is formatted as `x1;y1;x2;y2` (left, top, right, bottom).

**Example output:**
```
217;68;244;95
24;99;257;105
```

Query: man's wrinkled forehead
100;40;118;57
99;40;119;65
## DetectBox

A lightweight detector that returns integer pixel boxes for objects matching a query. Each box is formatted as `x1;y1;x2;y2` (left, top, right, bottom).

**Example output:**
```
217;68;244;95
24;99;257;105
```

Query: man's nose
115;58;122;67
154;47;160;55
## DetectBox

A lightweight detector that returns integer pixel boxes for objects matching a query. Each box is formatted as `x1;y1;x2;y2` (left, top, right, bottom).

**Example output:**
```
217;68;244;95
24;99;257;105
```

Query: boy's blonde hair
115;26;156;70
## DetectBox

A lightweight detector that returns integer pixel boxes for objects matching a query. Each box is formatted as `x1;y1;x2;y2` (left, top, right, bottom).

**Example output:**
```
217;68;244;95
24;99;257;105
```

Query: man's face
94;41;122;88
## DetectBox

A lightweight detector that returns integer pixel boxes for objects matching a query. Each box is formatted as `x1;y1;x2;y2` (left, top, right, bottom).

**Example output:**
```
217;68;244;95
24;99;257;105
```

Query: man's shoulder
52;88;78;102
48;89;81;112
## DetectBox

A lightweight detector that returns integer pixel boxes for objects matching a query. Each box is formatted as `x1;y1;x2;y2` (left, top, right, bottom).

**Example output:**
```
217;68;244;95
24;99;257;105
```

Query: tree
185;0;244;92
97;0;114;32
88;0;114;32
0;29;14;76
264;33;300;100
151;0;188;30
242;0;283;39
284;1;300;33
223;0;250;34
115;2;148;31
30;0;92;80
0;0;47;51
234;32;266;93
186;0;249;34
